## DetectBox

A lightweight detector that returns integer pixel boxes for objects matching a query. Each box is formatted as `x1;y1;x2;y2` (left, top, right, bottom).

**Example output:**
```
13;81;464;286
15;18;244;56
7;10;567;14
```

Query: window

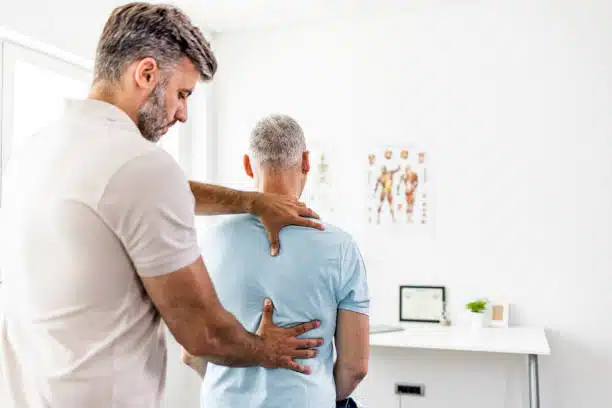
1;42;91;204
12;60;88;154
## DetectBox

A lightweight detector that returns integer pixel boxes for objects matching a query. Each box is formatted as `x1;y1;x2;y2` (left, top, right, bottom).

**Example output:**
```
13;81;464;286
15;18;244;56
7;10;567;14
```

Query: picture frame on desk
490;302;511;327
399;285;446;323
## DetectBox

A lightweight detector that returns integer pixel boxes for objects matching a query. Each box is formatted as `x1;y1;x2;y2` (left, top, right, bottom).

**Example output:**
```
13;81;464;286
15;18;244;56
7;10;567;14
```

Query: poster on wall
366;146;429;226
303;148;335;220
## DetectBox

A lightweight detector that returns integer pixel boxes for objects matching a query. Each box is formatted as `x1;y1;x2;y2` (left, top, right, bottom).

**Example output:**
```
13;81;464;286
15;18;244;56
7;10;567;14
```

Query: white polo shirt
0;99;201;408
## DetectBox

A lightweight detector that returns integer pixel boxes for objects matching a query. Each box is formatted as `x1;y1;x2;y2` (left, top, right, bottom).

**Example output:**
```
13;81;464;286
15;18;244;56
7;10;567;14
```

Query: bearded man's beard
137;82;170;142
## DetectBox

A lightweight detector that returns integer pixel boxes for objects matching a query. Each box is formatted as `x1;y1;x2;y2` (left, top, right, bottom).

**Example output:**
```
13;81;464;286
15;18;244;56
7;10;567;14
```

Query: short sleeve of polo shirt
336;238;370;315
98;149;201;277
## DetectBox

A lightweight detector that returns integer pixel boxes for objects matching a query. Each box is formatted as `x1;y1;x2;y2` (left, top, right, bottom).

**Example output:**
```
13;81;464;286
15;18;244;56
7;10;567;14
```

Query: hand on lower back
256;298;323;373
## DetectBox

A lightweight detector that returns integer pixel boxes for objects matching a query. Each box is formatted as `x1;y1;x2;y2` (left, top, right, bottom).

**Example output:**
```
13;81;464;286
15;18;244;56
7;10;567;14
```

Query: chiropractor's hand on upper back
251;192;324;256
256;298;323;374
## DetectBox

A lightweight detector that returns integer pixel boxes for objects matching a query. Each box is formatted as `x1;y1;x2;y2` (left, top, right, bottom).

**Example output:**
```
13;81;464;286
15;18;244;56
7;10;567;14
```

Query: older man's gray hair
93;2;217;83
249;114;307;169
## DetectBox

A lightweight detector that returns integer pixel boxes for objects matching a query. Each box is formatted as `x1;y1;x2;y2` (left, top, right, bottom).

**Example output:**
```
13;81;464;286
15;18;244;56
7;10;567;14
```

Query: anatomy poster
367;147;429;225
303;149;335;219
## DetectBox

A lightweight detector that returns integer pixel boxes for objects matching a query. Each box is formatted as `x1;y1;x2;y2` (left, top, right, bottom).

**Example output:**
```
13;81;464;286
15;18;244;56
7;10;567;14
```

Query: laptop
369;324;404;334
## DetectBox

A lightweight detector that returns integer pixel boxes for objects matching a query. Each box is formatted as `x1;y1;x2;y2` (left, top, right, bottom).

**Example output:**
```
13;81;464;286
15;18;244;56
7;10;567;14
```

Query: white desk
370;325;550;408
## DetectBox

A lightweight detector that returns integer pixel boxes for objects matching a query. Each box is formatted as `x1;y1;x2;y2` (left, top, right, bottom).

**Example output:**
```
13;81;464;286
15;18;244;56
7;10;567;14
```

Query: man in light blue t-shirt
182;114;370;408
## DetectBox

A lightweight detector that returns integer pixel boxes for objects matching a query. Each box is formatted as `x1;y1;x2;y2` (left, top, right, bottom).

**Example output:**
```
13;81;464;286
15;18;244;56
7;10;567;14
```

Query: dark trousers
336;397;358;408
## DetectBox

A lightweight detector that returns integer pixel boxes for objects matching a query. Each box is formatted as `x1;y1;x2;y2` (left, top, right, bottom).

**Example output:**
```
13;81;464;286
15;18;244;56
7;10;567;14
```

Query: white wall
0;1;123;60
210;0;612;407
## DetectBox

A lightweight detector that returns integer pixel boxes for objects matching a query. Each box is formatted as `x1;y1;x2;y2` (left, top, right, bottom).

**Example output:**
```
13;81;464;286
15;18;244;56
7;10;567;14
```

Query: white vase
470;312;488;328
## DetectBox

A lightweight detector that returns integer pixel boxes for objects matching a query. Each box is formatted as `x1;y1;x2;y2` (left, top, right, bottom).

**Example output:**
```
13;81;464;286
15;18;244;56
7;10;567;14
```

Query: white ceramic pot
470;312;488;328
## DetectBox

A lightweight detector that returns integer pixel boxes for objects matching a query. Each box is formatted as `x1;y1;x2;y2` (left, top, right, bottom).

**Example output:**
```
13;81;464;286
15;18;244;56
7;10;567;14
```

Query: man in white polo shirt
0;3;323;408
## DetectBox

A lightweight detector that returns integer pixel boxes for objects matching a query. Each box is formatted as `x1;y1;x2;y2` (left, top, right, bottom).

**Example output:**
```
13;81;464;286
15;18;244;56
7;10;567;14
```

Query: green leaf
465;299;488;313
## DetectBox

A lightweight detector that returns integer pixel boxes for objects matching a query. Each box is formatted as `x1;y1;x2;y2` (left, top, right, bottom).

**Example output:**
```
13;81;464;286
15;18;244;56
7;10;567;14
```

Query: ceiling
186;0;455;32
0;0;458;59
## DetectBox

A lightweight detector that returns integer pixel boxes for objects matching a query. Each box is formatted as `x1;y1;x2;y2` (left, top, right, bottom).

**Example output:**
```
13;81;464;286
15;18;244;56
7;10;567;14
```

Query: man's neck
257;174;299;199
88;82;140;124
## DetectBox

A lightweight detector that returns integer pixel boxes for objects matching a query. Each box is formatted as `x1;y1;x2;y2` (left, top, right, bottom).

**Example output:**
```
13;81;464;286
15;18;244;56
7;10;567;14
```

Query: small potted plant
465;299;489;328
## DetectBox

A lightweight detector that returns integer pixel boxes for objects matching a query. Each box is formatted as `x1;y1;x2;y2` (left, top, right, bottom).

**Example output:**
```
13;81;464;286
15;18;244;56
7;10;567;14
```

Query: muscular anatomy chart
367;147;429;225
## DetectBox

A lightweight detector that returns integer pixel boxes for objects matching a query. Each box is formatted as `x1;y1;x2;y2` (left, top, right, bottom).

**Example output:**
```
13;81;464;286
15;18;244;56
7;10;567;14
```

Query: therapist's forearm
180;304;266;368
188;181;256;215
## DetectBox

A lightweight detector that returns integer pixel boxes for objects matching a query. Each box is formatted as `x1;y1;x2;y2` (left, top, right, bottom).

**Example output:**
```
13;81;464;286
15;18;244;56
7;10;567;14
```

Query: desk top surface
370;325;551;355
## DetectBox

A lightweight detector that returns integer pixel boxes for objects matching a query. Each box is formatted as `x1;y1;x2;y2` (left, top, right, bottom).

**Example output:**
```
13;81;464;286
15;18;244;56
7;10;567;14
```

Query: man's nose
176;104;188;123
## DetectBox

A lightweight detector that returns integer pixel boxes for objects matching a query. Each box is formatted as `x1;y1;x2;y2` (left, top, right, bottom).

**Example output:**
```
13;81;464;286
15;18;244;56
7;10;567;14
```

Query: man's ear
133;57;160;91
243;154;254;179
302;151;310;175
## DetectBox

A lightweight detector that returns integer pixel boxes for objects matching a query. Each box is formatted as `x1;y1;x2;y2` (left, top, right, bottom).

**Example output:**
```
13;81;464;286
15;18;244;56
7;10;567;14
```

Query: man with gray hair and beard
0;3;324;408
183;114;371;408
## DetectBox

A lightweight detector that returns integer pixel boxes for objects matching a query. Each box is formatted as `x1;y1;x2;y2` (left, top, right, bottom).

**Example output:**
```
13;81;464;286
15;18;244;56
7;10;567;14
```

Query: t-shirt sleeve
98;149;201;277
337;238;370;315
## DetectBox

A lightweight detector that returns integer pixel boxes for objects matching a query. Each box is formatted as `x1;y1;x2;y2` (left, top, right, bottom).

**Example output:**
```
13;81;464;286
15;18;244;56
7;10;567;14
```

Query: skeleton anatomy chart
303;149;335;219
367;147;429;225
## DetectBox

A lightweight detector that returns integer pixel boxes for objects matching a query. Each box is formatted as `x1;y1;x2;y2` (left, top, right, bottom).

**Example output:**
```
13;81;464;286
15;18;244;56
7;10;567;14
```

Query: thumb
261;298;274;324
268;230;280;256
257;298;274;336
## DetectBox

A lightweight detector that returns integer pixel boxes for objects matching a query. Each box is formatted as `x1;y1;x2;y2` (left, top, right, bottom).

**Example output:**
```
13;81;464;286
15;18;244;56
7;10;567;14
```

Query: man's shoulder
64;104;163;167
95;146;188;219
49;108;172;183
116;147;179;174
201;214;259;241
308;221;354;242
214;215;353;239
205;215;356;247
104;147;186;196
281;220;358;258
211;214;260;232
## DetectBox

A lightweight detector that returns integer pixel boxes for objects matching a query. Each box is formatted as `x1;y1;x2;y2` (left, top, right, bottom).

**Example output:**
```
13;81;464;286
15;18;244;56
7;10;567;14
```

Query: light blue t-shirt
198;214;369;408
